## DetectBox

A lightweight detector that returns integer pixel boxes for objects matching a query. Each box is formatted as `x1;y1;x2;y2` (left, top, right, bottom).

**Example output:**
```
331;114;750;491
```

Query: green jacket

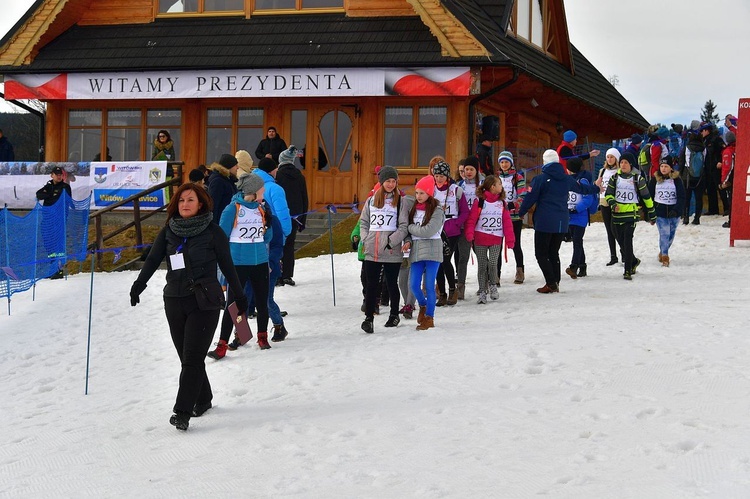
350;222;365;261
604;170;655;224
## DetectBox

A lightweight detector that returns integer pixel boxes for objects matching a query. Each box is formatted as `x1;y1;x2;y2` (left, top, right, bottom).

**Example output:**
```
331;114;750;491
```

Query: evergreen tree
700;100;720;124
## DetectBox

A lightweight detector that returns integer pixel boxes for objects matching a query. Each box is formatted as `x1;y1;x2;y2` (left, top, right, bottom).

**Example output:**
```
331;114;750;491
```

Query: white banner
3;68;473;100
89;161;168;210
0;162;91;209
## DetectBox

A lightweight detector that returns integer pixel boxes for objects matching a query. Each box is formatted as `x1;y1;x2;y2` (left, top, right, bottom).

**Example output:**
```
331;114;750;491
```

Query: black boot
577;264;587;277
361;316;374;334
169;411;190;431
384;315;400;327
606;256;618;266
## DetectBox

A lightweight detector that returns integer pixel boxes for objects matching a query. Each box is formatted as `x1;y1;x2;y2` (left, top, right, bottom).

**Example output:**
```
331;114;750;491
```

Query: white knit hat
542;149;559;164
605;148;621;162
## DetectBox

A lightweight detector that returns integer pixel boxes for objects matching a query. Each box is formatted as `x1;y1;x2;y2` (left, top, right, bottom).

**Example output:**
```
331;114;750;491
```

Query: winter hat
542;149;559;164
378;165;398;185
726;114;738;126
497;151;514;166
218;153;238;170
432;160;451;177
659;156;675;168
278;145;298;166
657;126;669;139
563;130;577;143
620;152;637;168
51;166;64;175
726;131;736;144
567;157;583;174
189;169;205;183
237;172;265;196
415;175;436;197
671;123;684;134
235;150;254;175
258;157;278;173
699;121;713;132
462;156;480;169
605;148;621;162
689;120;701;131
630;133;643;145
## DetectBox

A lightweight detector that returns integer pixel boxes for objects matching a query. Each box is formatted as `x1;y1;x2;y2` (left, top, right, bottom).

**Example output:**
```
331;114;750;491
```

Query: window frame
382;103;448;170
204;106;265;164
155;0;344;17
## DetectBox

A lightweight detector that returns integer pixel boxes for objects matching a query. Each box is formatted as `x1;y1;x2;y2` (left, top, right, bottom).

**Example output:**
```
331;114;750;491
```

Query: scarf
168;211;213;238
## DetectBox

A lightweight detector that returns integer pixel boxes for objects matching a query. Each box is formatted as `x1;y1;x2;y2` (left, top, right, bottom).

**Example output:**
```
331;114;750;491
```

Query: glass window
67;129;102;163
384;105;446;168
515;0;546;50
516;0;530;40
254;0;342;10
205;107;265;164
69;109;102;127
290;109;307;170
107;129;142;162
205;0;244;11
531;0;543;47
148;109;182;161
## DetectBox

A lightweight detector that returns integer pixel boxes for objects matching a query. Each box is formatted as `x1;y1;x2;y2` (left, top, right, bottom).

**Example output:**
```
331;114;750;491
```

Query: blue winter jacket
254;169;292;241
518;162;599;233
569;171;598;228
219;193;273;265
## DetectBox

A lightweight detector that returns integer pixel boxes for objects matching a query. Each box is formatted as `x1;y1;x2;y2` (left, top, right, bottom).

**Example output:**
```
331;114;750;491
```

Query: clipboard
228;301;253;345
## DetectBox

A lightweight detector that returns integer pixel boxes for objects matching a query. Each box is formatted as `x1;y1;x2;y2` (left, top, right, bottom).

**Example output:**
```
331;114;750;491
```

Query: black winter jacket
36;180;72;206
275;163;309;228
255;137;288;162
207;167;237;224
136;222;244;301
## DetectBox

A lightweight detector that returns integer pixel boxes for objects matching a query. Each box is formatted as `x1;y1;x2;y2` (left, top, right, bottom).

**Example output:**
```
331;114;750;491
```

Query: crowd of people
120;117;739;432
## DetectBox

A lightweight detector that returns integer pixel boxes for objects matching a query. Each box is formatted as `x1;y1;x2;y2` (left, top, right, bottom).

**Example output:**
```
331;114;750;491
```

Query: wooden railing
88;163;183;269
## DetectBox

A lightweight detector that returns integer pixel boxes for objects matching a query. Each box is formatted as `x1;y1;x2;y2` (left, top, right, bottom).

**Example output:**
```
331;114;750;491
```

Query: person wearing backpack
647;126;670;178
564;158;599;279
604;152;656;280
683;128;706;225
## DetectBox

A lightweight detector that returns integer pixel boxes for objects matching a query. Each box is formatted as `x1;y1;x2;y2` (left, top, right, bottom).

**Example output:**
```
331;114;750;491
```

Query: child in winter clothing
464;176;516;304
403;176;446;330
455;156;485;299
496;150;527;284
358;166;410;334
432;160;469;306
211;172;273;357
604;152;656;280
648;157;685;267
595;148;622;265
565;157;599;278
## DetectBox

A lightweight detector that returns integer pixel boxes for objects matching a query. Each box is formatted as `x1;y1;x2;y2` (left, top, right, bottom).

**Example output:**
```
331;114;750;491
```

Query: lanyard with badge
170;238;187;270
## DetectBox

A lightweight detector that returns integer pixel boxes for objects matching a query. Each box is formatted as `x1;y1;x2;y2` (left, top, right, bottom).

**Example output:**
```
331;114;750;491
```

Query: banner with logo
0;162;91;209
89;161;167;209
3;67;474;100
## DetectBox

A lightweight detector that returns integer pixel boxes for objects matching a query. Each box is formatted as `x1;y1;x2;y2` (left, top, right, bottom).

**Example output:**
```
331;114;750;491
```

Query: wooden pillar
181;101;201;181
45;101;64;161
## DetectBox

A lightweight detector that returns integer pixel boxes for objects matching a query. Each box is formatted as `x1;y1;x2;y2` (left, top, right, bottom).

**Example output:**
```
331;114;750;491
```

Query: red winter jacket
649;140;669;177
721;143;735;184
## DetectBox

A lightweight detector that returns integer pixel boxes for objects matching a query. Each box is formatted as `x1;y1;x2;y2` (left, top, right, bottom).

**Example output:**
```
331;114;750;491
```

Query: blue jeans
656;217;679;256
409;260;440;318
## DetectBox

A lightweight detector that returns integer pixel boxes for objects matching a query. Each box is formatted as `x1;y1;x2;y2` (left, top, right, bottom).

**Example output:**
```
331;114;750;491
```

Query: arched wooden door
309;106;358;209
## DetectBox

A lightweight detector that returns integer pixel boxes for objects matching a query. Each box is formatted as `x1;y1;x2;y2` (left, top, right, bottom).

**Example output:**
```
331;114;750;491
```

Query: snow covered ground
2;217;750;498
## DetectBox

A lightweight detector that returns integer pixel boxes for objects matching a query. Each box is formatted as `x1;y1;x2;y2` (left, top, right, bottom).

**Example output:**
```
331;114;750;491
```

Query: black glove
130;281;147;306
507;202;515;211
297;222;305;233
235;295;249;315
351;235;360;251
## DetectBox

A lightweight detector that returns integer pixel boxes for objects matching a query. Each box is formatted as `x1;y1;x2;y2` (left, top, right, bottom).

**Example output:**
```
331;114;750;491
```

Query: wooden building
0;0;648;208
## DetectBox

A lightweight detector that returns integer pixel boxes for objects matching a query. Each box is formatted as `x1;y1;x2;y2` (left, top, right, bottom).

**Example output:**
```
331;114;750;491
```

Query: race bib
433;185;458;218
412;209;441;240
369;201;398;232
462;182;478;209
475;200;504;237
567;190;583;211
600;168;617;198
500;176;517;203
654;180;677;205
615;176;638;204
229;204;265;243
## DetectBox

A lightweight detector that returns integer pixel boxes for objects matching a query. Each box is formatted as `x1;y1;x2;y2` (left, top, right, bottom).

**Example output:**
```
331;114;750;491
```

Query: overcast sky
1;0;748;129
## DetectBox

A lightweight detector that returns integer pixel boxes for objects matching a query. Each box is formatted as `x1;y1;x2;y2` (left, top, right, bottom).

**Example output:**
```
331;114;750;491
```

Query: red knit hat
415;175;435;197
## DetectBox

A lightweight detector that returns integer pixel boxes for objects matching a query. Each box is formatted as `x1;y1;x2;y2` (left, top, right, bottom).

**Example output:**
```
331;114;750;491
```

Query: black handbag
182;240;226;311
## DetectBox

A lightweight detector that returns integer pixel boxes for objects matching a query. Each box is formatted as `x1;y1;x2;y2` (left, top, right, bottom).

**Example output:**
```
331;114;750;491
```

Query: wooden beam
405;0;460;57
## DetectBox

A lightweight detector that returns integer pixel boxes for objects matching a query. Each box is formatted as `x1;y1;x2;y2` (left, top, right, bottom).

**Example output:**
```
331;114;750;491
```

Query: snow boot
576;264;587;277
632;258;641;274
361;317;374;334
662;255;670;267
384;315;400;327
416;316;434;331
456;284;465;300
489;285;499;300
536;283;558;294
257;331;271;349
169;411;190;431
436;293;448;307
399;304;414;319
565;265;578;279
658;253;663;263
271;324;288;342
207;340;228;360
514;267;524;284
227;335;244;351
623;271;632;280
192;402;212;417
606;256;618;266
417;305;427;325
447;288;458;306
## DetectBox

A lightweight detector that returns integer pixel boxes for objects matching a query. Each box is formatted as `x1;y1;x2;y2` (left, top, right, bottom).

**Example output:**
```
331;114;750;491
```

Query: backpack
637;143;652;169
687;149;705;178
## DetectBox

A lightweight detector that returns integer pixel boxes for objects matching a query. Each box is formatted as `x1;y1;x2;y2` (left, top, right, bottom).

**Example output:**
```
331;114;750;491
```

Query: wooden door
309;105;358;209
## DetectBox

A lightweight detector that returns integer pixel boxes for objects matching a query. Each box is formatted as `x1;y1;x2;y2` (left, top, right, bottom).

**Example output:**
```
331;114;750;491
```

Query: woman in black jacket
130;183;247;431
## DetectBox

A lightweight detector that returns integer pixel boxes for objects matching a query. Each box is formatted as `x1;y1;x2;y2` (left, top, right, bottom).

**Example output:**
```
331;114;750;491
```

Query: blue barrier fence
1;192;91;300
